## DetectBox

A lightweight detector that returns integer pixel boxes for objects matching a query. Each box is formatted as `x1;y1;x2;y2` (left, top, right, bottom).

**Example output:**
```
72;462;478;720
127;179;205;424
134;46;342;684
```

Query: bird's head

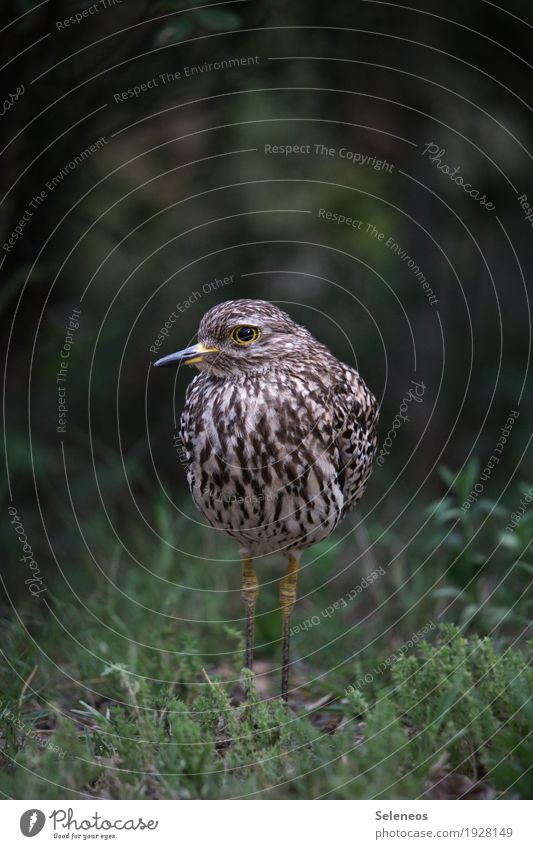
153;298;320;376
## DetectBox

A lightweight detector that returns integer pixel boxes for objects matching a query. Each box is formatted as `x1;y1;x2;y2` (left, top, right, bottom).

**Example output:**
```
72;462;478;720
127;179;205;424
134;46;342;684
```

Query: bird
154;299;378;702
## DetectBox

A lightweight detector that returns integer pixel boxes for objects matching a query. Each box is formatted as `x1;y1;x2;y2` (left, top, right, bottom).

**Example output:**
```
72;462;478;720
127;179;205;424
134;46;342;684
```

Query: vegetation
1;468;531;799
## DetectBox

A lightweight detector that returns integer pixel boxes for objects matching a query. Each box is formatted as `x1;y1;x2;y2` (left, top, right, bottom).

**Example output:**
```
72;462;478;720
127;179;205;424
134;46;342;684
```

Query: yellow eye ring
230;325;261;346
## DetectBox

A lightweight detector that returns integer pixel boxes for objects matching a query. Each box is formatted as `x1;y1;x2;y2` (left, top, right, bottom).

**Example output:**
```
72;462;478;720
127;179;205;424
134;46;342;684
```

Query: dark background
1;0;531;600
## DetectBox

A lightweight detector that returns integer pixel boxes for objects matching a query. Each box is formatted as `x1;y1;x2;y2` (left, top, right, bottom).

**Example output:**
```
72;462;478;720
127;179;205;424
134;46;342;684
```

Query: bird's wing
332;365;379;516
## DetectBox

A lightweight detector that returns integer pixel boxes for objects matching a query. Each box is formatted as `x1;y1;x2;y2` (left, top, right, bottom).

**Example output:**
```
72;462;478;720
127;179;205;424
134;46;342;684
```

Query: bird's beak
153;342;220;368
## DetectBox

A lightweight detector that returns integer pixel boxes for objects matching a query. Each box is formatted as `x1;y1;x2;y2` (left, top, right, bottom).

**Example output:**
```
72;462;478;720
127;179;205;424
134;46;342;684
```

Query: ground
1;466;532;799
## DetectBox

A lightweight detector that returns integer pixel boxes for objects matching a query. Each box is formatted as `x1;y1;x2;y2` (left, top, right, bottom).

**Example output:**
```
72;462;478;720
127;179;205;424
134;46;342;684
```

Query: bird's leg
241;557;259;674
279;555;300;703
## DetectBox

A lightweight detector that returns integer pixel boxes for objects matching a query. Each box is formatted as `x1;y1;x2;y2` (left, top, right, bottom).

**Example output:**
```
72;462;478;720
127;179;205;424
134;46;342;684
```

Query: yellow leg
280;555;300;702
242;557;259;671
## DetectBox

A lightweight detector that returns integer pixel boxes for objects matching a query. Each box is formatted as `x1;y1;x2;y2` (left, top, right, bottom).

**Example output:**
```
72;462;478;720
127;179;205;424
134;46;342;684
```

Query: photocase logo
20;809;46;837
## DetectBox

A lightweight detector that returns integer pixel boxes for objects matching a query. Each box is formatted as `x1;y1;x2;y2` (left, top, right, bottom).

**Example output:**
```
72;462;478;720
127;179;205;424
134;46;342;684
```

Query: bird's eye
230;325;261;346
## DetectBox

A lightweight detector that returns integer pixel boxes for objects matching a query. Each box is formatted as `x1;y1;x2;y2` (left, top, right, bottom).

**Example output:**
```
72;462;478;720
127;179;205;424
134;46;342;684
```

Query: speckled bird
154;299;378;701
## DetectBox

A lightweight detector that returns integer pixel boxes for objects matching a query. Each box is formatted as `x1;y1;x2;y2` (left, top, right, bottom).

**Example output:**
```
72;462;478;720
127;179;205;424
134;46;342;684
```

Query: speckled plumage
178;300;378;557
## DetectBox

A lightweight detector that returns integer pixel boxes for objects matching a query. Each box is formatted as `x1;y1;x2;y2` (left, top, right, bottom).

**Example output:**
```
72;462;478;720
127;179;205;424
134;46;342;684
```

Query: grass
1;463;532;799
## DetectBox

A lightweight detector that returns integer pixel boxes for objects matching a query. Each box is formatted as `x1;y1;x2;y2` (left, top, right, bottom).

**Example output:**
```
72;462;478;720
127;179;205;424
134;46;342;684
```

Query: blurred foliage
1;0;531;513
1;0;531;590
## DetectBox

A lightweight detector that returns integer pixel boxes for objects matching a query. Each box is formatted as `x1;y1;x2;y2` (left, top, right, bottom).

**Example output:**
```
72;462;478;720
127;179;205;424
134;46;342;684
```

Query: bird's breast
181;371;344;554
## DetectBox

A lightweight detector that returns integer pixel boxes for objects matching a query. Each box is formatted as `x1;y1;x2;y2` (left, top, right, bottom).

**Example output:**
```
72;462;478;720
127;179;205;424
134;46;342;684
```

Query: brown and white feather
178;300;378;558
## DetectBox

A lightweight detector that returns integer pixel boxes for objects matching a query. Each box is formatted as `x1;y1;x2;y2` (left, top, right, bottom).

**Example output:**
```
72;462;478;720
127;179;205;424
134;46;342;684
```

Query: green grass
1;464;532;799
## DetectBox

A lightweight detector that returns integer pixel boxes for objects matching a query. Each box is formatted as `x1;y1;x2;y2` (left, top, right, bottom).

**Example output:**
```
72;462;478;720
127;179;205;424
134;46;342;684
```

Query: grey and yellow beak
153;342;219;367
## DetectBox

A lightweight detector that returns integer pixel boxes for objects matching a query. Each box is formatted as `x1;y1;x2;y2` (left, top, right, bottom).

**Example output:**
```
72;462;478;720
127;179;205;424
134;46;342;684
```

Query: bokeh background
1;0;532;800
